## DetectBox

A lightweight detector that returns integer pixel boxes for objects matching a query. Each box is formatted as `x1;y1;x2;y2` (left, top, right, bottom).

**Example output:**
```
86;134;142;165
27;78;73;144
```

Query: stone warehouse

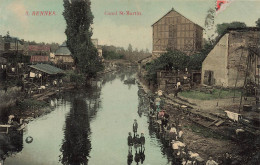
201;27;260;87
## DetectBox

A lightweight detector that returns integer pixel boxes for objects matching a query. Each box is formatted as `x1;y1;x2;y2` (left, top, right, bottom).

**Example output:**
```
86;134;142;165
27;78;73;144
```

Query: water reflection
101;67;137;85
0;131;23;162
59;98;91;165
3;68;171;165
59;83;102;165
127;150;133;165
137;87;174;164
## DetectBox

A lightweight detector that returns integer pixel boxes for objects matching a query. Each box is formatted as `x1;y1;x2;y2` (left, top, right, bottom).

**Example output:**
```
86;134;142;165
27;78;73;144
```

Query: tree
256;18;260;27
189;40;214;70
188;53;206;70
145;50;190;82
127;44;133;53
216;22;247;36
6;31;10;37
102;46;124;60
63;0;103;77
204;8;216;43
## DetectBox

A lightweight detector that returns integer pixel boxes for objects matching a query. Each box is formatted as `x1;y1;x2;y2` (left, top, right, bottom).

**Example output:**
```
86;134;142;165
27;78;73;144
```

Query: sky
0;0;260;51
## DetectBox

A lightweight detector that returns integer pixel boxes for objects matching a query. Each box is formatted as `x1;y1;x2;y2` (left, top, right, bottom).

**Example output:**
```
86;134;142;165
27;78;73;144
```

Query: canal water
3;70;171;165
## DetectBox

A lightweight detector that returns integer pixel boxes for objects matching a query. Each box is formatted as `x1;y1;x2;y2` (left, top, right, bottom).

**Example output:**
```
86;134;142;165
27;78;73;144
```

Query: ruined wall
202;30;260;88
227;31;259;87
201;34;229;87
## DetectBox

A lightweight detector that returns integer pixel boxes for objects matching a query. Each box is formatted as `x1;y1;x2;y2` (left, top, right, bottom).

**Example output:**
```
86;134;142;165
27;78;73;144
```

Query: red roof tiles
28;45;50;52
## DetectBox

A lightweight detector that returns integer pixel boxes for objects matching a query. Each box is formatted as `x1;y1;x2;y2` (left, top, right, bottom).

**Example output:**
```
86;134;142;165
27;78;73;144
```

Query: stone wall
227;30;259;87
201;34;229;87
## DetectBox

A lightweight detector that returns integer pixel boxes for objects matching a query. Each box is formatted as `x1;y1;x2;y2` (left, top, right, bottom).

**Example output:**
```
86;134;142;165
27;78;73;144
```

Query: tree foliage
102;46;124;60
204;8;216;43
145;50;190;82
59;98;91;164
100;44;151;62
216;22;247;36
145;41;214;82
127;44;133;53
256;18;260;27
63;0;103;77
189;41;214;70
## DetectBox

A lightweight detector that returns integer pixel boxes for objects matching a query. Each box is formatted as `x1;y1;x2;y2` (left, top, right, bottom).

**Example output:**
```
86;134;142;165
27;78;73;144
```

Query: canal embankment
136;76;259;165
0;60;127;124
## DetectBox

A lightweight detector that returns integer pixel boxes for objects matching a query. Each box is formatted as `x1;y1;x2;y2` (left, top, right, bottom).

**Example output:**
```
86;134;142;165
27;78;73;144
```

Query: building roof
151;8;203;29
28;45;50;52
61;41;67;47
55;42;71;56
213;27;260;50
55;47;71;56
29;63;64;75
203;27;260;63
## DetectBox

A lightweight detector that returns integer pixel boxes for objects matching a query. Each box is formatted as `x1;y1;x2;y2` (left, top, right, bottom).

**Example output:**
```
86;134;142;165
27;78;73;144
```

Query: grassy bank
17;99;49;110
180;88;241;100
0;87;22;109
184;124;229;140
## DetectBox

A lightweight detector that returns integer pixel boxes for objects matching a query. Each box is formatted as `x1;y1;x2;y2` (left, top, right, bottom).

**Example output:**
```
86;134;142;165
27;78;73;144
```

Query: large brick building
202;27;260;87
152;8;203;57
27;45;50;63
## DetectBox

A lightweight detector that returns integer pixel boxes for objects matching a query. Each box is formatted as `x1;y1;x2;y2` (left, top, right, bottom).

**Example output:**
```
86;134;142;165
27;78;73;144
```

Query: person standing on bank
128;132;133;152
140;133;145;151
133;119;138;136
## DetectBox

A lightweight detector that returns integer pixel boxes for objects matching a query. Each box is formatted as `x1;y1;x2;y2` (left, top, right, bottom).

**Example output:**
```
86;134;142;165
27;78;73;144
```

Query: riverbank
136;76;260;164
0;60;133;124
0;83;76;124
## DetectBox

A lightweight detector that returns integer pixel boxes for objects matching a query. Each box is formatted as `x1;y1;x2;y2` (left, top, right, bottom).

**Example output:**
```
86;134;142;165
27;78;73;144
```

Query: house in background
27;45;50;63
92;39;98;48
201;27;260;87
97;45;103;61
0;35;24;60
0;35;24;52
53;42;74;66
152;8;203;57
91;39;103;60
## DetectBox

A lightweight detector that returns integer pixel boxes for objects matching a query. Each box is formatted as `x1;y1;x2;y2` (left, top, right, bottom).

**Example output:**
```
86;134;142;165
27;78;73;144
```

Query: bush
18;99;48;110
188;53;207;70
63;70;84;85
0;86;21;109
145;50;190;82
